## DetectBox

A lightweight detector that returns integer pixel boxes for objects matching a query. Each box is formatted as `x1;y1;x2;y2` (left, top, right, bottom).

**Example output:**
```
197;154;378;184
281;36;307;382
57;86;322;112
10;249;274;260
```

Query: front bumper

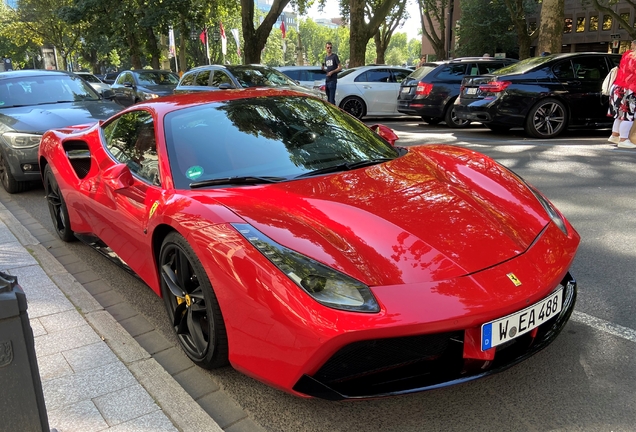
0;144;41;182
294;272;577;400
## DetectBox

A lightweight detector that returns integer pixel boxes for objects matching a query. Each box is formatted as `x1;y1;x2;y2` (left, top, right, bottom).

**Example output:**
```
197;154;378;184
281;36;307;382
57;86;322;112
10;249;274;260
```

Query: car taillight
478;81;511;93
319;84;326;92
415;83;433;96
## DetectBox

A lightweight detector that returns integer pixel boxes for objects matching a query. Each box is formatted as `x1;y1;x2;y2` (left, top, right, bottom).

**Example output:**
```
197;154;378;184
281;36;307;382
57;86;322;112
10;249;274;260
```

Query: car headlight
528;186;568;235
233;223;380;313
142;93;160;100
1;132;42;149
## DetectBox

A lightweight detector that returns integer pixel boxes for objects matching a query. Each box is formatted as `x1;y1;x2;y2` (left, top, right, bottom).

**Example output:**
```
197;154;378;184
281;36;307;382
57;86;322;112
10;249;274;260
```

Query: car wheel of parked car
444;103;471;128
159;232;229;369
486;124;511;133
0;152;28;194
525;98;567;138
44;165;76;242
421;116;442;125
340;96;367;119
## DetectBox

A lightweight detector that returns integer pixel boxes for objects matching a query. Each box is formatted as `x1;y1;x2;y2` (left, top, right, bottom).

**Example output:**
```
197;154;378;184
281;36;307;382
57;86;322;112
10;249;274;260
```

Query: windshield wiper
295;158;393;178
189;176;288;188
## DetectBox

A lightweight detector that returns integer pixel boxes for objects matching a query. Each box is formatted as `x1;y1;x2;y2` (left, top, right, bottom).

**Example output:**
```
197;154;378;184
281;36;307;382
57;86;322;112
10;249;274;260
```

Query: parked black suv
397;57;517;127
455;52;620;138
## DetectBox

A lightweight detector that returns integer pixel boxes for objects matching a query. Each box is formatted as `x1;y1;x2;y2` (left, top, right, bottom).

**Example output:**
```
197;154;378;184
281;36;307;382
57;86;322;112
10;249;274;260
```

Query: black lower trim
294;272;577;400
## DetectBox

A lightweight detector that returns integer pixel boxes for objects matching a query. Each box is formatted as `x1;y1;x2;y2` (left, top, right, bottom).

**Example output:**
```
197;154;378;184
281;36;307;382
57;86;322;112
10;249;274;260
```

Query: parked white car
275;66;327;90
334;65;412;119
74;72;111;95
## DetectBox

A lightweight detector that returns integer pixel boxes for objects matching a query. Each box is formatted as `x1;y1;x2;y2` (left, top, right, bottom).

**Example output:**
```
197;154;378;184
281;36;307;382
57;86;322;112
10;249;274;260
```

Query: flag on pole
220;22;227;56
231;28;241;57
199;29;206;45
168;26;176;58
280;20;286;39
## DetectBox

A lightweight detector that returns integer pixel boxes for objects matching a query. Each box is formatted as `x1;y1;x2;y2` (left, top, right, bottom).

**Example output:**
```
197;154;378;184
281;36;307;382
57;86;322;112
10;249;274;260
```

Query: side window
608;55;620;68
115;73;130;85
553;60;574;80
391;69;410;82
435;64;468;80
361;69;391;83
211;71;233;87
310;70;327;80
180;73;196;87
571;56;608;80
354;71;368;82
284;70;300;80
478;62;506;74
195;70;211;86
102;111;160;186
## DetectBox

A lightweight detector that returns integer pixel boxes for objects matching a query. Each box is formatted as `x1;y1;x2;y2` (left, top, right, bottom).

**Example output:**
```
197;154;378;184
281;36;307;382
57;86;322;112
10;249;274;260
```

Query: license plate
466;87;477;95
481;287;563;351
401;87;410;93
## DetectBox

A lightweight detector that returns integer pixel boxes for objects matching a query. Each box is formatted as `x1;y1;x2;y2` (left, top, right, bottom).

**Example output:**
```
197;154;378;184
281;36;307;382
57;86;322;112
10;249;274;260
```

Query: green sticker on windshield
186;166;204;180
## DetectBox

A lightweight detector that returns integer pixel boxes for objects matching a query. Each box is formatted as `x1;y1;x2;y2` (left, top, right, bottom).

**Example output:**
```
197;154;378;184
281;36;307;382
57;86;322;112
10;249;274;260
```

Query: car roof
0;69;76;79
276;66;322;70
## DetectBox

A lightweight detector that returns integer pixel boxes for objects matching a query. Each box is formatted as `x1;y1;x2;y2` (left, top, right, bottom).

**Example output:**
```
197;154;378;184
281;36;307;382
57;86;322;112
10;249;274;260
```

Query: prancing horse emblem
507;273;522;287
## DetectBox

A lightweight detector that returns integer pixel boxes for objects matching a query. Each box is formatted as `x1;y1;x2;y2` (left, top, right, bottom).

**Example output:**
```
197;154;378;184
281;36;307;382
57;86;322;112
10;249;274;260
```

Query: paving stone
196;390;247;429
224;417;269;432
0;224;16;243
94;384;160;426
72;269;102;284
106;302;139;322
134;331;173;354
34;323;102;357
82;279;112;296
47;399;109;432
55;253;82;266
62;341;119;373
84;310;150;364
42;361;137;411
37;352;73;382
93;290;125;308
118;314;155;337
33;231;56;244
29;244;68;276
107;410;178;432
64;261;92;275
153;347;193;375
29;318;46;337
50;273;104;314
173;367;219;400
0;242;38;269
38;309;87;333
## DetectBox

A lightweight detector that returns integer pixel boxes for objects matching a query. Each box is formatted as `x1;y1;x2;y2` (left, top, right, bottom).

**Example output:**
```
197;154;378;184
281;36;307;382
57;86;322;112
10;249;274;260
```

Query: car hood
208;145;551;286
0;100;121;134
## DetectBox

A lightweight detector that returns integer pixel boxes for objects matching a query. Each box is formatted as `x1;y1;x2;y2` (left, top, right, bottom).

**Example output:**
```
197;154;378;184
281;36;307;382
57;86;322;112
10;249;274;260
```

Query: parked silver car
75;72;111;94
275;66;326;90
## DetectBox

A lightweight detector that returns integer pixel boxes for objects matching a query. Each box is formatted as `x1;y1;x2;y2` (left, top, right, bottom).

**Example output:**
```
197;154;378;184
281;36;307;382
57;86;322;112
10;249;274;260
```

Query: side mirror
123;82;134;88
101;89;115;100
369;124;399;146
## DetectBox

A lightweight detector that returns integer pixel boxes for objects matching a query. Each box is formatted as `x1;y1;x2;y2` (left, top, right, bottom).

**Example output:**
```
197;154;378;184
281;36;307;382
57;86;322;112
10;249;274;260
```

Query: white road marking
571;311;636;344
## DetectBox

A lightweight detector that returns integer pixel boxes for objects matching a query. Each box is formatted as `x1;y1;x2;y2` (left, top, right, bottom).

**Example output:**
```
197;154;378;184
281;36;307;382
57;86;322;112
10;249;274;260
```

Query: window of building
590;16;598;31
602;15;612;30
619;12;630;29
576;17;586;32
564;18;573;33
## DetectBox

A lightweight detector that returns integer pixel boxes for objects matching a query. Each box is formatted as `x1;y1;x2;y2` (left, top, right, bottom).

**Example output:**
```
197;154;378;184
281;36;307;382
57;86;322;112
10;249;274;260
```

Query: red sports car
38;89;579;400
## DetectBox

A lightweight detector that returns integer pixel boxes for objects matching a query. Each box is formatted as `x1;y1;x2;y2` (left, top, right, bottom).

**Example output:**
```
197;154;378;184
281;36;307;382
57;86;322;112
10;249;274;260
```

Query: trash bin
0;271;50;432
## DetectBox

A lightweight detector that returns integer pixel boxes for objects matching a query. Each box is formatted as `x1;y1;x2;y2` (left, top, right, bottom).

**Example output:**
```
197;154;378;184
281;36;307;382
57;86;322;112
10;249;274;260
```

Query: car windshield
0;75;101;108
408;65;438;80
164;95;400;189
338;68;358;79
136;71;180;86
226;66;298;88
491;56;554;75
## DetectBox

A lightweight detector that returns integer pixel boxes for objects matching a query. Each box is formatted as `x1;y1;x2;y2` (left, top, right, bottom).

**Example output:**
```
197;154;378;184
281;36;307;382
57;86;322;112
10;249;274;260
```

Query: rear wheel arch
524;97;569;138
443;97;471;128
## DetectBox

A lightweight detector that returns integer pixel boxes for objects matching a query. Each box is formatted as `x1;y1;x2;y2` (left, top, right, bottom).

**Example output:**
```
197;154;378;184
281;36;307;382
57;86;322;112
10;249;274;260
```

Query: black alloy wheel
340;96;367;119
43;165;76;242
0;152;28;194
159;232;228;369
525;98;567;138
421;116;442;125
444;103;471;128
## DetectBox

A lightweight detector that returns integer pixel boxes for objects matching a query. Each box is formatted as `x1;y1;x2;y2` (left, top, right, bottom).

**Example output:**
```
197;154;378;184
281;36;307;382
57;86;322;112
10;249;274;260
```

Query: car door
112;72;136;106
553;56;609;124
355;68;397;115
390;68;412;113
83;110;163;280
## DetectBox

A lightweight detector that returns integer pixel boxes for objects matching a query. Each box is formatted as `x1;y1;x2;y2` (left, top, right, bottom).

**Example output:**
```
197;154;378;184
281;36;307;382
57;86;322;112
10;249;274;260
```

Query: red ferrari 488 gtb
38;88;579;400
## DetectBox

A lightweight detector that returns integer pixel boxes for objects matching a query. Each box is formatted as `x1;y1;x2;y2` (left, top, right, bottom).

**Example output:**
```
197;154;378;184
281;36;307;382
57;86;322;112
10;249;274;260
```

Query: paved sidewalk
0;201;223;432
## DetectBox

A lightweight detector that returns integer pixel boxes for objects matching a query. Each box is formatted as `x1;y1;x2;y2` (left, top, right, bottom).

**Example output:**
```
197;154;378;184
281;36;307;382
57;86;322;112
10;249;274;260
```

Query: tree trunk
503;0;537;60
537;0;564;55
374;33;386;64
146;27;161;69
241;0;290;64
349;0;399;67
419;0;448;60
178;15;187;73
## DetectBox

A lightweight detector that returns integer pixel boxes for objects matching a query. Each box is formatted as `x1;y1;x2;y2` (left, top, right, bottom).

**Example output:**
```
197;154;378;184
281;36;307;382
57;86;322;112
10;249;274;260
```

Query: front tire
44;165;76;242
421;116;442;125
525;98;567;138
159;232;228;369
0;152;29;194
340;96;367;119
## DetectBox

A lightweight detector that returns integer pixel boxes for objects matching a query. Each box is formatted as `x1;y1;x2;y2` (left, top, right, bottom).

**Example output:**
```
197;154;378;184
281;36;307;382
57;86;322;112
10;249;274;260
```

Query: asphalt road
5;119;636;432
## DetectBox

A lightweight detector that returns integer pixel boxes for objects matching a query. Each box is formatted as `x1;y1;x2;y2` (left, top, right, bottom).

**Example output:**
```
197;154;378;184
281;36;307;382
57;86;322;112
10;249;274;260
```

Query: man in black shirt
321;42;342;104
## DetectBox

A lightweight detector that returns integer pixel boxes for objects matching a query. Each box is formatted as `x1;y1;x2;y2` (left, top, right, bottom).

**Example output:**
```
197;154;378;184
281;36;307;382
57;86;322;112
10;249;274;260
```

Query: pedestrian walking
321;42;342;104
608;40;636;148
